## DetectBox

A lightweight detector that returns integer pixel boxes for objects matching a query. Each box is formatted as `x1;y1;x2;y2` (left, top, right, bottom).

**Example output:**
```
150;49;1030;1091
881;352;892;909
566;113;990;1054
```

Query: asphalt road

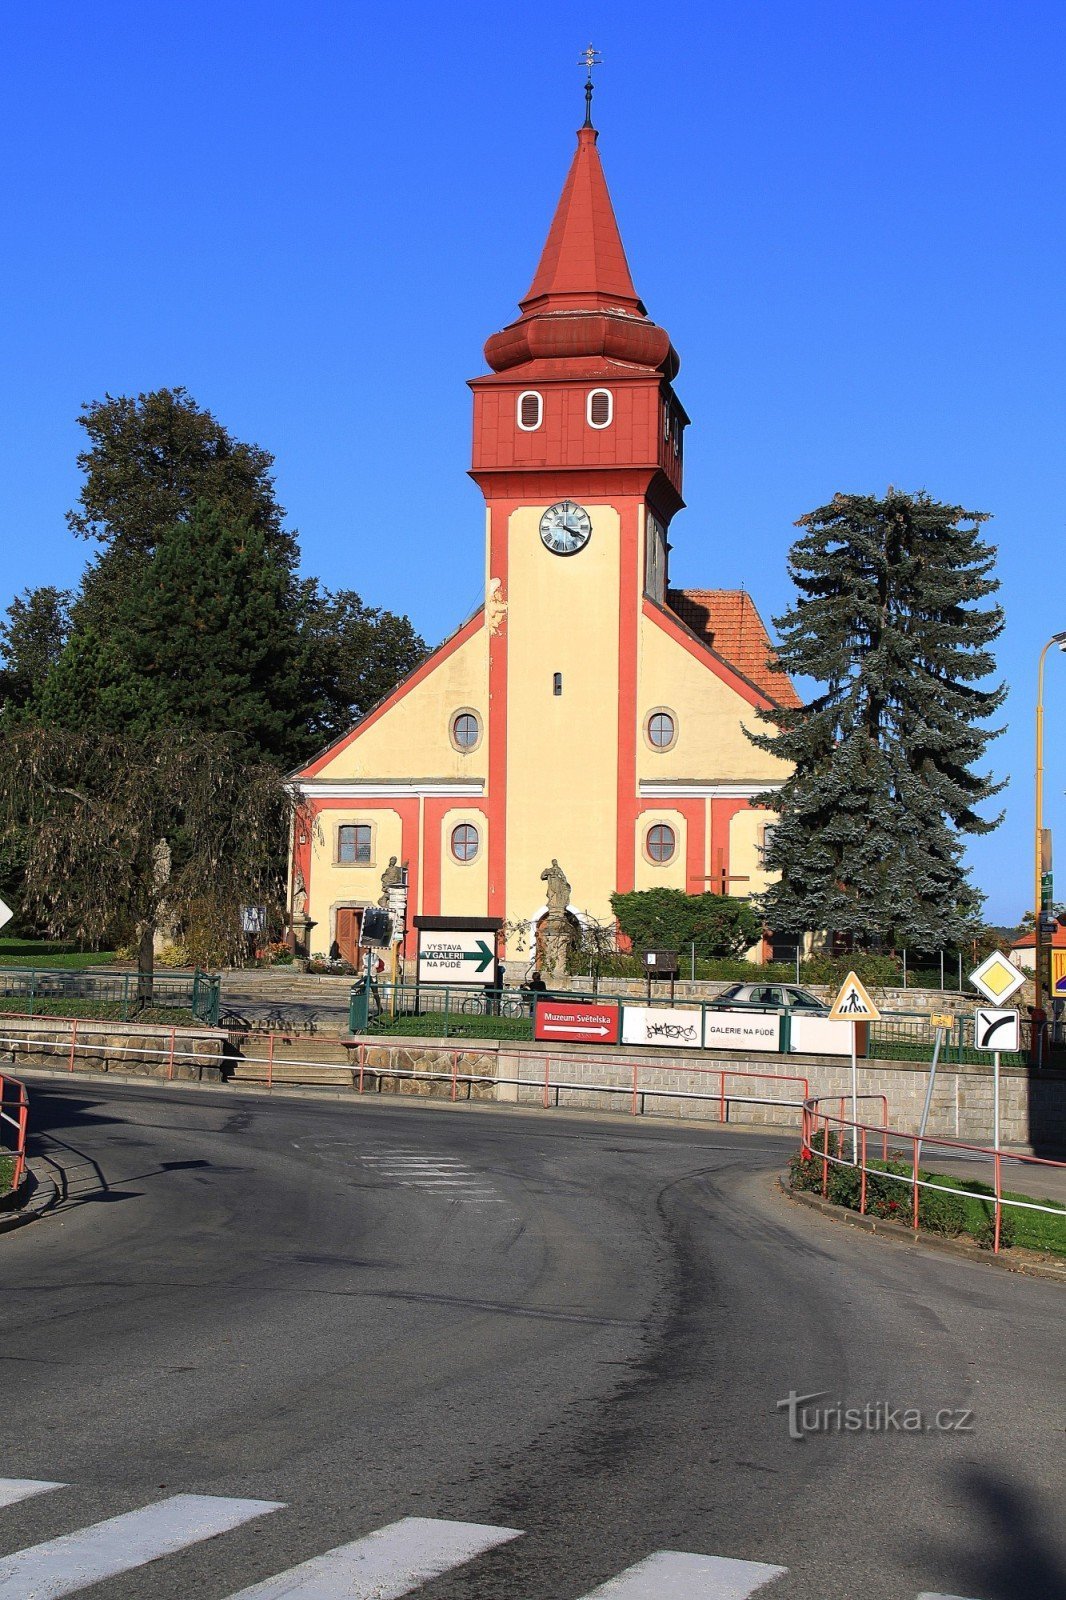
0;1079;1062;1600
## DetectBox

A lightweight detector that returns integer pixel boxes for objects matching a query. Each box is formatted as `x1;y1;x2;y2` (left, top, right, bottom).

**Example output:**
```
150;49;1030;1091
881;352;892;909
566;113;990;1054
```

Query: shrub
918;1186;967;1236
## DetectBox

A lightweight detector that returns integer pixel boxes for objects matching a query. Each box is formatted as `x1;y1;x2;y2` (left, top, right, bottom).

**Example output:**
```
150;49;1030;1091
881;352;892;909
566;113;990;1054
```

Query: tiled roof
665;588;802;709
1012;926;1066;949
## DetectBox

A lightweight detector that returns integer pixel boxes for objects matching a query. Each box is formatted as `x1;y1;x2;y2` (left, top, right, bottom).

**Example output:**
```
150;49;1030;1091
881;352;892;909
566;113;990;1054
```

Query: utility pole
1034;632;1066;1021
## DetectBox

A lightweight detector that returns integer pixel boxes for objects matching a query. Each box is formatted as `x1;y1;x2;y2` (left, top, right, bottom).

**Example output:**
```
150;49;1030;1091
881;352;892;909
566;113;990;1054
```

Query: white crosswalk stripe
575;1550;788;1598
0;1492;283;1598
0;1482;983;1599
358;1149;503;1200
223;1514;521;1598
0;1482;65;1511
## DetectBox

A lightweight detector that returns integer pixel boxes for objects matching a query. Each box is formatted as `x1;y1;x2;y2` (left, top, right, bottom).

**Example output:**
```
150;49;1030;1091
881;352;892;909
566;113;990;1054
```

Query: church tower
470;115;690;926
288;104;795;968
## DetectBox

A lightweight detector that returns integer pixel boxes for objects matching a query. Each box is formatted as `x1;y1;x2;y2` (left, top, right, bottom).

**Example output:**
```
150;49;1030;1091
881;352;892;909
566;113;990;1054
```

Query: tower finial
578;42;602;127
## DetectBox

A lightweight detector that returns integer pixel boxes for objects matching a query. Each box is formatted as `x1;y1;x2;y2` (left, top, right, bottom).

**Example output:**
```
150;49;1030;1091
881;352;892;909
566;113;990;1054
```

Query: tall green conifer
748;491;1005;949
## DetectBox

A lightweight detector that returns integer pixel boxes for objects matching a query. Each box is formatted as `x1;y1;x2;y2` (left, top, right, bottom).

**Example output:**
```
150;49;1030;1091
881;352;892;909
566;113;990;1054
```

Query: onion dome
484;126;680;380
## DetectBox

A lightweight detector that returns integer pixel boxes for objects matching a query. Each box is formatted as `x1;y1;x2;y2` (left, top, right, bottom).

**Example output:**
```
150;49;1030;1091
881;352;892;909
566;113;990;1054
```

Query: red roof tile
665;588;802;709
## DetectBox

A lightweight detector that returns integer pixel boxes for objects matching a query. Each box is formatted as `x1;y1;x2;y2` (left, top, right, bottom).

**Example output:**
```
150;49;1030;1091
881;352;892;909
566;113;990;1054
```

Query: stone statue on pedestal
540;859;573;980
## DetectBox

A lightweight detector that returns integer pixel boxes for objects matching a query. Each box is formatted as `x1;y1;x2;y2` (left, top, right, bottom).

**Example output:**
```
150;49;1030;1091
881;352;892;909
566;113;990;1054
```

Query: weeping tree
747;490;1005;950
0;724;296;999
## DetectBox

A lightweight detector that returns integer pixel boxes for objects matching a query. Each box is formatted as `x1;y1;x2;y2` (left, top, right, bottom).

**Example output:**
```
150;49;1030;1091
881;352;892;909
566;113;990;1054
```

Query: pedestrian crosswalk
358;1147;504;1201
0;1479;989;1598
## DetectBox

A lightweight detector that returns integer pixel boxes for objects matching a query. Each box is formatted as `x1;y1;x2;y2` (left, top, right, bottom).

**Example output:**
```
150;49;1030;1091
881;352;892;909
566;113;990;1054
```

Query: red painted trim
710;797;749;897
615;502;640;894
637;797;705;893
643;598;774;712
305;797;420;956
294;610;485;780
486;504;508;916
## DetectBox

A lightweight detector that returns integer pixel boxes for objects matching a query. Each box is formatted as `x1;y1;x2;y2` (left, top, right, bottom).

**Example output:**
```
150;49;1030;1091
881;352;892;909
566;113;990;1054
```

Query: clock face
539;500;592;556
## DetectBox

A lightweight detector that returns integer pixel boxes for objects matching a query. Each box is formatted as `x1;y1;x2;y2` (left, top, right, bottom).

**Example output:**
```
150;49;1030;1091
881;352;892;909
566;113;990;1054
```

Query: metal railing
0;1071;29;1191
799;1100;1066;1255
0;968;220;1027
348;982;1055;1069
4;1017;810;1128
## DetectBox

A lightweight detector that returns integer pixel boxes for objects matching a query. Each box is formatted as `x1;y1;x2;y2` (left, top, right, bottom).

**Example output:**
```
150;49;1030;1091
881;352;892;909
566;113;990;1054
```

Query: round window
647;823;676;863
451;823;479;862
451;712;480;750
647;711;676;749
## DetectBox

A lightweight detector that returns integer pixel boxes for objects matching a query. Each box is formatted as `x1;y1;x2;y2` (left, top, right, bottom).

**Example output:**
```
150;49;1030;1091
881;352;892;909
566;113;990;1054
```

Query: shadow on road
938;1464;1066;1599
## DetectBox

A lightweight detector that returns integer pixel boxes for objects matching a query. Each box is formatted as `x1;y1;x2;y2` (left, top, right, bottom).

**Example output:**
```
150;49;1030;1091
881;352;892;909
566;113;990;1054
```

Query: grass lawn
0;1153;16;1193
924;1171;1066;1256
0;997;198;1025
0;940;115;970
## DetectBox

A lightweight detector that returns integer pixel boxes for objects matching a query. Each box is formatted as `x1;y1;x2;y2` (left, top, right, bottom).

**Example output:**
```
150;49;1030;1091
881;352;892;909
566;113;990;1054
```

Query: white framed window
645;823;677;864
450;822;480;862
517;391;543;431
587;388;613;428
337;823;373;865
450;709;482;752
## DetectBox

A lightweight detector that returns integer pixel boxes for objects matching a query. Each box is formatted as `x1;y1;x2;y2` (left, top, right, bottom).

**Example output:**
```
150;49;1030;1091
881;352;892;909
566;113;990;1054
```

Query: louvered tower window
517;391;543;431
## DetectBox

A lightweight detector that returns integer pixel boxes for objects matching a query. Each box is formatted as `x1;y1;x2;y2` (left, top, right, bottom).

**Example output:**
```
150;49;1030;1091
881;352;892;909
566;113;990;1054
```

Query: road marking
0;1493;284;1598
916;1593;984;1599
0;1480;65;1510
576;1550;787;1597
222;1515;521;1598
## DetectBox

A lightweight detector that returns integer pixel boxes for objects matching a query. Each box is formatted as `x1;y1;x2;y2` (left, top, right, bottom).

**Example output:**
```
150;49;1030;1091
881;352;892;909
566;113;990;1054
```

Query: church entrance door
335;907;362;966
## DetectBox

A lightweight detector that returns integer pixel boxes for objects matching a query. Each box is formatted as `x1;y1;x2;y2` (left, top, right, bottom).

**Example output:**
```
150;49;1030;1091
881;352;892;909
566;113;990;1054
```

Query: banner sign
534;1000;619;1044
789;1015;868;1057
701;1009;781;1052
622;1006;702;1048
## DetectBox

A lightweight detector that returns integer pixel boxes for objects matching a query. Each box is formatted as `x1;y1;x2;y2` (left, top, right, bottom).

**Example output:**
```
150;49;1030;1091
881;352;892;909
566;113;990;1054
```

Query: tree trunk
136;922;155;1006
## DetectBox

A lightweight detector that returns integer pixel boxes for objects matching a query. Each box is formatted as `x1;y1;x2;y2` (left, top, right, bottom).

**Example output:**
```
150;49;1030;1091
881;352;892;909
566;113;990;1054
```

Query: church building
288;110;798;966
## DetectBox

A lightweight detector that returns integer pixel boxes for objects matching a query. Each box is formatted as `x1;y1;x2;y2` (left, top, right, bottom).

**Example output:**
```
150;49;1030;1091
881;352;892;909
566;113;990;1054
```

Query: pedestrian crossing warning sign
828;971;881;1022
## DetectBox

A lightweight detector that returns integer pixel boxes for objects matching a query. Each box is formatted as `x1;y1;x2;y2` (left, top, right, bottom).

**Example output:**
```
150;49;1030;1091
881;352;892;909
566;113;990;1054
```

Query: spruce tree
748;490;1005;950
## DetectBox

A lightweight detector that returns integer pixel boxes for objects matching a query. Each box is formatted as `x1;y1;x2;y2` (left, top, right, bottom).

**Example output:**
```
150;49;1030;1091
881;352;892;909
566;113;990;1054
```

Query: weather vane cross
578;42;602;126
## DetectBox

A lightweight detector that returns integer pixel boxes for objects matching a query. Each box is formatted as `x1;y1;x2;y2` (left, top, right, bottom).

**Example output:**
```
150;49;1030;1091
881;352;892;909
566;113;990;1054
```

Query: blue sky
3;0;1064;926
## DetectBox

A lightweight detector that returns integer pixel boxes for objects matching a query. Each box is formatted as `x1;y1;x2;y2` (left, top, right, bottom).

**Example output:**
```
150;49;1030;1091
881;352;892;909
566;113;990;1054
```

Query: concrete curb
0;1164;59;1235
778;1176;1066;1284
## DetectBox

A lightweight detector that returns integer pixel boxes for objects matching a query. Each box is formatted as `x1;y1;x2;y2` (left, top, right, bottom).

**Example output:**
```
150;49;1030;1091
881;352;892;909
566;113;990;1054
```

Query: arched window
517;391;543;431
646;823;676;864
646;710;676;750
587;389;613;428
450;711;481;751
450;823;480;862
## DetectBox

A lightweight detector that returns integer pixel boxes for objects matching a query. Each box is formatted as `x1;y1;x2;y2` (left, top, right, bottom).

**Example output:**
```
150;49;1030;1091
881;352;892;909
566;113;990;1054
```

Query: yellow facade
503;504;621;944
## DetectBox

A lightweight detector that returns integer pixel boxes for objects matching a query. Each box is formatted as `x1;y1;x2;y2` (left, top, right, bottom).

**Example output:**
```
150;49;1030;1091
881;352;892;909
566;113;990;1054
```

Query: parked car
706;982;828;1013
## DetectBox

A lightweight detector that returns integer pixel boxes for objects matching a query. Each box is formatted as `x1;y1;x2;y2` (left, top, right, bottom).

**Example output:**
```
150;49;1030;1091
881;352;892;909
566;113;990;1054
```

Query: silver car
707;982;827;1013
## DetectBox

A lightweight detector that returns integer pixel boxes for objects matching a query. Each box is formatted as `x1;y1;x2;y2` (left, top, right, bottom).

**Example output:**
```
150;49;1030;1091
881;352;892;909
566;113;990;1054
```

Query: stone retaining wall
0;1017;226;1081
341;1035;1064;1152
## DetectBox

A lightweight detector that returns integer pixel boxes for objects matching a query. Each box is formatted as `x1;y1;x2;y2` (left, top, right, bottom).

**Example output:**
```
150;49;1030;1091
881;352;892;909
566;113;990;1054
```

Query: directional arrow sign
0;897;11;935
417;929;498;985
974;1008;1020;1052
534;1000;620;1045
461;939;494;974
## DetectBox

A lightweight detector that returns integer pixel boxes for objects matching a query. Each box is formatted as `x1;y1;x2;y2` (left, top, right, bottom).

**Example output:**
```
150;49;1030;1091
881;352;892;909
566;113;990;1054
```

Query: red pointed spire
483;124;679;379
519;126;644;317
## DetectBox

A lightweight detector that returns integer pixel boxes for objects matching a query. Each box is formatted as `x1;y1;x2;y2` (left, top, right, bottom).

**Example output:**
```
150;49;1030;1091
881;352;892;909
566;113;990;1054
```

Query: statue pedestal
543;916;571;981
289;914;317;962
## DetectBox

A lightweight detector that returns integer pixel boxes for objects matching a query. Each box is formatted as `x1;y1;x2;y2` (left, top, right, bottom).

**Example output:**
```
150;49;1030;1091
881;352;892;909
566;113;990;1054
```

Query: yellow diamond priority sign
828;971;881;1022
968;950;1025;1005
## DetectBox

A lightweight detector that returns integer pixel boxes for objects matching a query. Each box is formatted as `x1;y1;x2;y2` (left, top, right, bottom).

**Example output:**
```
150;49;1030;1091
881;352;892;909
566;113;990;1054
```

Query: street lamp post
1034;631;1066;1026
